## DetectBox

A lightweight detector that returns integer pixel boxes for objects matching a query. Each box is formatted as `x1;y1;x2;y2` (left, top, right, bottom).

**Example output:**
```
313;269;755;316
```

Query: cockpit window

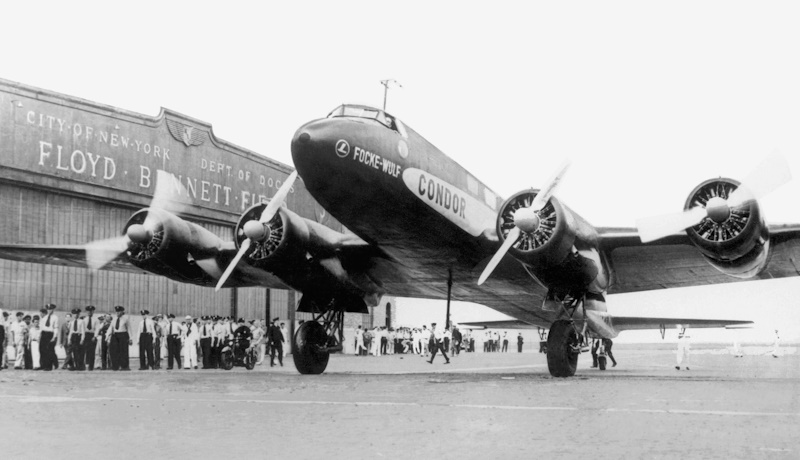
327;104;407;137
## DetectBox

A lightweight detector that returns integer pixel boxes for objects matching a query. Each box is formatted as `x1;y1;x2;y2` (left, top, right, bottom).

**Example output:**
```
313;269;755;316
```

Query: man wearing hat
110;306;132;371
82;306;98;371
427;323;450;364
267;317;284;367
165;314;181;370
199;316;213;369
152;314;164;370
39;303;59;371
182;315;198;369
137;310;155;370
212;316;224;368
68;308;86;371
96;315;112;370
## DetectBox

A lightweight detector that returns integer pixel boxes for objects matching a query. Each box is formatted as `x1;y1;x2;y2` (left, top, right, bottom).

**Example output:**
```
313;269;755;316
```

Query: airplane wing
0;244;142;274
598;224;800;294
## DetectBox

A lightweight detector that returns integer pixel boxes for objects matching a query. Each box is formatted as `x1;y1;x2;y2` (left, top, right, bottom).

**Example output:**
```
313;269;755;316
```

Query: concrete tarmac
0;345;797;459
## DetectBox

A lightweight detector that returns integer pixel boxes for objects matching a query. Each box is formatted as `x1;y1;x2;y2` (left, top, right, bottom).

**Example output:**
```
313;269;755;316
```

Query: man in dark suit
267;317;284;367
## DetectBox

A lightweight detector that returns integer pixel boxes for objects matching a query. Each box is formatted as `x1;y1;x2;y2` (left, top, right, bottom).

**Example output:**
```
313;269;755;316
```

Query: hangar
0;78;394;333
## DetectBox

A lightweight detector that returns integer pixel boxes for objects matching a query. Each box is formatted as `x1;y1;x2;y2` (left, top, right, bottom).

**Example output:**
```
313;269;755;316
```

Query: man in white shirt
280;323;289;358
427;323;450;364
165;314;182;370
182;316;199;369
137;310;155;370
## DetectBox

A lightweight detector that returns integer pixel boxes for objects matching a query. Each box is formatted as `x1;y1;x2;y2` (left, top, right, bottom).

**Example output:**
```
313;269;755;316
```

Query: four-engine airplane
2;103;799;377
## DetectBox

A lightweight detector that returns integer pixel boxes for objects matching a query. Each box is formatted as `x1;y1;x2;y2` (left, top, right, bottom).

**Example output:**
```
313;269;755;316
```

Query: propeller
85;170;188;270
636;152;791;243
478;160;570;285
215;171;298;291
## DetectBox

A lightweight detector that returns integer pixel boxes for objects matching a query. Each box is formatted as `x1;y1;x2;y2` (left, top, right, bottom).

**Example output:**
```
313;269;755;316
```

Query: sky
2;1;799;342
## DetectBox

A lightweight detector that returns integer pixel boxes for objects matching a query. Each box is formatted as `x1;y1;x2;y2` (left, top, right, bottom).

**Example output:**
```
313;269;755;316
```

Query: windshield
327;104;405;136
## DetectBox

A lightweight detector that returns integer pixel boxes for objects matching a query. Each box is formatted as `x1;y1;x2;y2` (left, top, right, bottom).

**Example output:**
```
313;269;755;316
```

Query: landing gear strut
546;320;581;377
292;300;344;375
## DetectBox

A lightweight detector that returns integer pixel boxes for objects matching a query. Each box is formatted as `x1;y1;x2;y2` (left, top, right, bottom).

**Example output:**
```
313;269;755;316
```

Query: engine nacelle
684;178;771;278
497;189;577;267
234;203;310;274
123;208;223;284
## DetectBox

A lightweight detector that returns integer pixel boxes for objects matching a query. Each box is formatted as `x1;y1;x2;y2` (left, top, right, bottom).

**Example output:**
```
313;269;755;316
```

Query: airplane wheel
220;350;234;370
546;320;579;377
293;321;330;375
598;356;607;371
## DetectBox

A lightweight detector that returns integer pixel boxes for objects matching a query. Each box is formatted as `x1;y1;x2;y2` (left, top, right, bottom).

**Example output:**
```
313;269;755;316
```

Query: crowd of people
352;323;473;360
0;304;291;371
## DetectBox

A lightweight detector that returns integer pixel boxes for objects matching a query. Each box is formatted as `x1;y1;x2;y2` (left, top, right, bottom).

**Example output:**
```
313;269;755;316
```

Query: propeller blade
260;171;298;224
214;171;297;291
85;236;130;271
530;160;571;211
727;152;791;208
478;227;521;285
636;207;707;243
144;170;189;228
215;239;251;291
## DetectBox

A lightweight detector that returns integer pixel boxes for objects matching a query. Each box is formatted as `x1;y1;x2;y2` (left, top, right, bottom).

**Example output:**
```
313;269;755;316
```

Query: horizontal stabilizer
458;319;535;330
611;316;753;331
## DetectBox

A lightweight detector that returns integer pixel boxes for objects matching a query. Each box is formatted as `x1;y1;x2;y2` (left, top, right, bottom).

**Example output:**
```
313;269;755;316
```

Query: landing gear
292;304;345;375
546;320;581;377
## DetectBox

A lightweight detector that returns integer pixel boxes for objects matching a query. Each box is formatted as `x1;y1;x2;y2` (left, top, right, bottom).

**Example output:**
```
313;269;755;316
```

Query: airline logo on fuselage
402;168;496;237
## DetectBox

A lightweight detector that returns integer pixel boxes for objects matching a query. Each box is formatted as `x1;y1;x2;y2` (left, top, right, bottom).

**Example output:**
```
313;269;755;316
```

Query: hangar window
327;104;407;137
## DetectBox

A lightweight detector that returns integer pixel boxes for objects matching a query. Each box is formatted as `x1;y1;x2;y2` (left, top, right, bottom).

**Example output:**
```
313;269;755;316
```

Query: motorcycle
219;336;257;371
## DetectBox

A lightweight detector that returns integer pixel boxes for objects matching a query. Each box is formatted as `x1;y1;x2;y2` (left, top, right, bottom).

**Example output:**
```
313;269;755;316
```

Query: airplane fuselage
291;105;611;326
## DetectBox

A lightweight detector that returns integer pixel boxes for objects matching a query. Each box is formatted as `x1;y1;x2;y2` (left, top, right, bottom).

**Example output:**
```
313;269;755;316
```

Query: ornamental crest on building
166;119;208;147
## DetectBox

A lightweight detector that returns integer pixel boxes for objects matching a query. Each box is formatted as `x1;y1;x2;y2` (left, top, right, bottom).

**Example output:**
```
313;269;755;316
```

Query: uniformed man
452;325;462;356
137;310;155;370
40;303;59;371
82;306;98;371
68;308;86;371
427;323;450;364
267;317;284;367
110;306;132;371
1;310;9;369
182;315;198;369
97;315;112;370
199;316;213;369
165;314;181;370
517;332;524;353
234;317;253;353
152;314;164;369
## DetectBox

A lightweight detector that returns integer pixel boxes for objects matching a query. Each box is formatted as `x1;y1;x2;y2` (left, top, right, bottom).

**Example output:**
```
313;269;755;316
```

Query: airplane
2;103;799;377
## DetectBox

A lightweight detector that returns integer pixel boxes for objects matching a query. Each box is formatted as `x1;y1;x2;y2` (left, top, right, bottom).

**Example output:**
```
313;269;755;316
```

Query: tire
220;349;234;371
598;356;607;371
292;321;330;375
245;349;256;370
546;320;579;377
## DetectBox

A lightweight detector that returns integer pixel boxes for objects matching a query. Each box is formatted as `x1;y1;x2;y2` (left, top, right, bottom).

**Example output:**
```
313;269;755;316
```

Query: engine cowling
234;203;310;273
684;178;770;278
123;209;223;284
497;189;576;267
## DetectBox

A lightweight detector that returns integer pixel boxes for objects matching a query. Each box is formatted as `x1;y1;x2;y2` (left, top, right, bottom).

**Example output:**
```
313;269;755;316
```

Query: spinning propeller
85;170;188;270
636;152;791;243
478;160;571;285
215;171;298;291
